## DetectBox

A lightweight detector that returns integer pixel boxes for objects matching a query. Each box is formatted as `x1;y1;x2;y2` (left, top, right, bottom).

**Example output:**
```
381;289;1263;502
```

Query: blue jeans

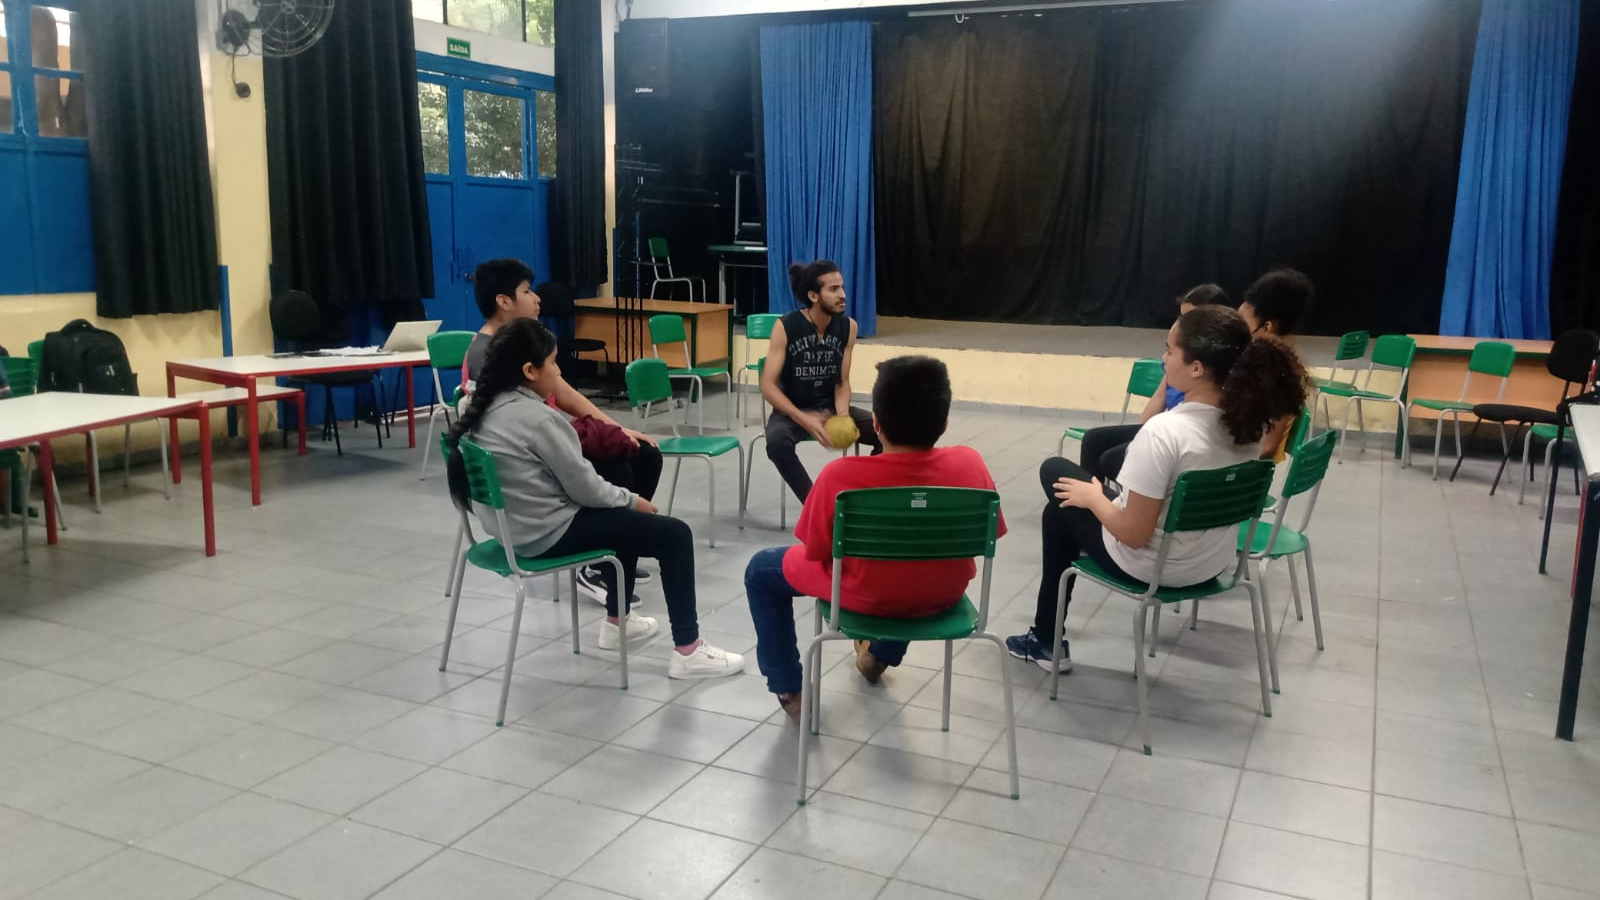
744;546;908;695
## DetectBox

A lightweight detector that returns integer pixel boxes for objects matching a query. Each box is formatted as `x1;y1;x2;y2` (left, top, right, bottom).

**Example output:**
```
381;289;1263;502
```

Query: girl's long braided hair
446;317;557;510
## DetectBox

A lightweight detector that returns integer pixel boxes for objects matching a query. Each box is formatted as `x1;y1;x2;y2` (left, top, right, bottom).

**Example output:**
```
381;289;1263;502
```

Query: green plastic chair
797;487;1018;804
625;358;745;547
420;330;477;481
1317;334;1417;464
648;314;732;434
1238;431;1338;661
440;437;629;723
1048;459;1277;755
1402;340;1515;479
2;351;68;561
645;237;704;301
1311;331;1371;396
1059;358;1164;456
737;313;780;424
1521;423;1580;518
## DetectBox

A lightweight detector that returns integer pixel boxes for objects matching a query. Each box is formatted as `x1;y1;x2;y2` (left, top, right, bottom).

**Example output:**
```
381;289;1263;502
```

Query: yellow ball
824;414;859;449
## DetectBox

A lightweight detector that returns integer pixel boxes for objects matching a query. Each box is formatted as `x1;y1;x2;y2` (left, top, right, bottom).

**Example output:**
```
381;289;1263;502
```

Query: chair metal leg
1244;574;1274;716
156;421;172;500
1147;602;1160;657
666;458;683;515
1520;427;1536;506
610;557;629;690
569;570;582;653
704;456;717;548
496;581;529;726
1448;420;1483;482
1301;543;1325;651
796;634;822;805
1489;424;1521;495
1255;561;1280;694
439;548;470;670
1355;400;1367;454
736;444;746;531
1429;411;1443;478
1132;602;1153;754
941;640;954;732
444;527;464;597
420;407;439;480
1048;570;1074;701
1287;553;1305;622
1189;598;1199;630
978;631;1021;799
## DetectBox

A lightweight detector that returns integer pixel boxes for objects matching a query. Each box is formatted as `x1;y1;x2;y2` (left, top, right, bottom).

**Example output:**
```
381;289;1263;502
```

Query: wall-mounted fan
217;0;335;58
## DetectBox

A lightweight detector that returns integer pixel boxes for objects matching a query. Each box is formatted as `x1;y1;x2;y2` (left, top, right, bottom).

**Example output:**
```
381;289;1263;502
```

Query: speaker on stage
618;19;671;98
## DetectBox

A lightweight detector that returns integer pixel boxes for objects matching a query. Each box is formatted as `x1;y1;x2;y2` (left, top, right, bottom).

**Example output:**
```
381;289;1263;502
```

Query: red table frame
165;358;424;506
1;400;216;556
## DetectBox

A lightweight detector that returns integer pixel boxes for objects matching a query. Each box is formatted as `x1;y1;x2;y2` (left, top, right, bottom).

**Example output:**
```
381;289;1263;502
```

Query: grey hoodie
469;387;634;556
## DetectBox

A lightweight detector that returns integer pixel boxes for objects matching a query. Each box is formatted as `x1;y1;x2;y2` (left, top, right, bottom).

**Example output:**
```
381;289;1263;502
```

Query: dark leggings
539;506;699;646
1033;457;1135;638
591;442;664;501
1079;423;1141;483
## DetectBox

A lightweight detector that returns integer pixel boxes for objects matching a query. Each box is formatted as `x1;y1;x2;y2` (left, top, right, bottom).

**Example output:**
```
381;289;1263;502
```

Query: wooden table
167;351;430;506
0;393;216;557
1398;335;1563;457
575;298;734;369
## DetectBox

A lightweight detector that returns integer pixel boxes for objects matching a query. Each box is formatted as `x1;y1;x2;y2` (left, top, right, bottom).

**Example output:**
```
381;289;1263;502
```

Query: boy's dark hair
871;355;951;449
788;260;841;308
1242;267;1314;337
1179;283;1230;309
473;258;535;319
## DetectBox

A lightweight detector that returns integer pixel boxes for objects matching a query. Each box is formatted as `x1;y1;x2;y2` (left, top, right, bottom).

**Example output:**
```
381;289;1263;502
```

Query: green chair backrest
746;313;780;342
3;356;37;397
1285;405;1312;456
456;438;506;510
625;357;674;407
1127;358;1164;398
648;314;688;346
27;340;43;366
832;487;1001;562
1371;334;1417;370
428;330;476;369
1333;331;1370;362
1467;340;1516;379
1282;431;1337;499
1164;459;1275;533
648;237;670;260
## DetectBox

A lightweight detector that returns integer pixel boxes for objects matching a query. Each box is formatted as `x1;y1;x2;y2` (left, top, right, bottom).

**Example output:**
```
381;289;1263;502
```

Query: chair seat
1472;403;1560;426
1237;521;1306;557
572;338;607;352
817;596;979;643
1071;557;1237;603
1312;377;1358;392
659;435;741;456
1317;384;1396;401
668;365;729;379
466;539;616;579
1062;426;1088;442
744;362;761;371
1410;398;1473;413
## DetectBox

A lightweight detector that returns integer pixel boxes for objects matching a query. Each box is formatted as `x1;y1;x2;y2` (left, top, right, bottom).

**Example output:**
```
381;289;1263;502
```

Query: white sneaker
667;642;746;679
597;614;660;650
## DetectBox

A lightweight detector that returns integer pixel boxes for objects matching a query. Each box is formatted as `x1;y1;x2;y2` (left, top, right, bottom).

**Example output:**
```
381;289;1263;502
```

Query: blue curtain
1440;0;1580;339
760;22;877;336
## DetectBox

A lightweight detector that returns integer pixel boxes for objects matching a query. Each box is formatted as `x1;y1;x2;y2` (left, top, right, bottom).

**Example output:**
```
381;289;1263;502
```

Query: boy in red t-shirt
744;356;1007;721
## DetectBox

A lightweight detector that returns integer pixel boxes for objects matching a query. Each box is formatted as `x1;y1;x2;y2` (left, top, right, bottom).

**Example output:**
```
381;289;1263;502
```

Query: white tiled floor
4;395;1600;900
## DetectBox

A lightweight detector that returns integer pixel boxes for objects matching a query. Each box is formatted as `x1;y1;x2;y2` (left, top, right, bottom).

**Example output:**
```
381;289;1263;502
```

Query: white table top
1569;405;1600;482
0;393;203;450
169;351;431;377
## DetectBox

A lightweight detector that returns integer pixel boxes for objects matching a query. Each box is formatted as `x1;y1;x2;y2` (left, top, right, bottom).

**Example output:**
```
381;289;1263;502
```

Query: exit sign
447;37;471;58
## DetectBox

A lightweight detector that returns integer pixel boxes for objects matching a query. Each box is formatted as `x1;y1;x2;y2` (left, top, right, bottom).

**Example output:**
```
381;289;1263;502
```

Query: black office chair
537;281;608;387
269;290;384;455
1450;329;1600;493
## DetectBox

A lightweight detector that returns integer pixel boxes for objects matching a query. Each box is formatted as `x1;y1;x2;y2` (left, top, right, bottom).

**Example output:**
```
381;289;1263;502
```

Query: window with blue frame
0;0;94;296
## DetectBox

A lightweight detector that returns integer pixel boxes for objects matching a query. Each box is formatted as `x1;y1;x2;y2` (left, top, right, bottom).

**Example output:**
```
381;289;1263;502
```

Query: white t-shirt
1105;402;1255;586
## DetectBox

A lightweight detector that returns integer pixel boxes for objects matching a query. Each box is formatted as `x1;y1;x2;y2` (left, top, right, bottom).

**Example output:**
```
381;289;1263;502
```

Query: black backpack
39;319;138;395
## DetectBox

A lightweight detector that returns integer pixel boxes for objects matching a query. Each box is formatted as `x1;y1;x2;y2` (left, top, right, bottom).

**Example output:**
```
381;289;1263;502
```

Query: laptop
379;319;442;353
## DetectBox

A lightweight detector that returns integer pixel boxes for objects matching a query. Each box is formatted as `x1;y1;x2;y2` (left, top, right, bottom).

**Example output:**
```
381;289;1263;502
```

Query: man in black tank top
759;260;881;502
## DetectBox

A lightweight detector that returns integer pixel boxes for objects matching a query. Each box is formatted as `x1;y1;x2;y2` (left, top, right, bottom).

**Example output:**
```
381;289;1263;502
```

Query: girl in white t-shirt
1008;305;1308;672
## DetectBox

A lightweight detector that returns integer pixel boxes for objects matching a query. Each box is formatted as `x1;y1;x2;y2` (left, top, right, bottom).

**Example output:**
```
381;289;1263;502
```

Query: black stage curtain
83;0;218;318
552;0;608;286
1552;0;1600;334
265;0;432;325
874;0;1481;334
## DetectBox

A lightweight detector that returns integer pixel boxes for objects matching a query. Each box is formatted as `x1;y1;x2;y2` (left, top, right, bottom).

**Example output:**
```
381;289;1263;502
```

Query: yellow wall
0;54;276;465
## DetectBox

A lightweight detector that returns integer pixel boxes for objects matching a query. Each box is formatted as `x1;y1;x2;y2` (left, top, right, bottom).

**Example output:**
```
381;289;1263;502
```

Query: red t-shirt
781;446;1007;617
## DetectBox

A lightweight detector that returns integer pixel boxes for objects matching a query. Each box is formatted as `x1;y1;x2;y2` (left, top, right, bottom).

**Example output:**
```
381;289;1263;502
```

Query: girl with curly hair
447;318;744;680
1008;305;1308;671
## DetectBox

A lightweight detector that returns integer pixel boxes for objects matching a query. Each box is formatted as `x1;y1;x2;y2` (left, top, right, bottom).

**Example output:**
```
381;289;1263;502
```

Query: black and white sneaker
1006;630;1072;673
574;567;607;606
